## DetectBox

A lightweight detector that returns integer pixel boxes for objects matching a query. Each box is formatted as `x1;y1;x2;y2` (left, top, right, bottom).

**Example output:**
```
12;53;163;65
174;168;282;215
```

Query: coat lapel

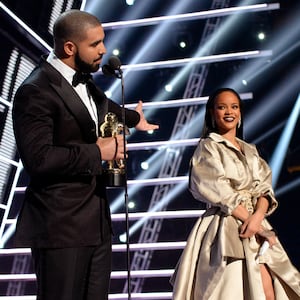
41;60;100;142
86;79;108;125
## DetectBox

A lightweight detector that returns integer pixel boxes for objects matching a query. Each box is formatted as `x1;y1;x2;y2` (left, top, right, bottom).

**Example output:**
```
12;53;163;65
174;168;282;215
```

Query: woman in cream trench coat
171;88;300;300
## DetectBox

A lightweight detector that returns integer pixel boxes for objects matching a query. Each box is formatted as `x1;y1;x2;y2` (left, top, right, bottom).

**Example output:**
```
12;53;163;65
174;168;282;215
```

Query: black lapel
87;79;108;125
41;60;98;142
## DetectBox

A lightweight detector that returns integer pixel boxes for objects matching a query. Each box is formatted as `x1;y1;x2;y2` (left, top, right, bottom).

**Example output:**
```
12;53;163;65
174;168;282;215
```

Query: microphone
102;56;122;78
102;55;132;298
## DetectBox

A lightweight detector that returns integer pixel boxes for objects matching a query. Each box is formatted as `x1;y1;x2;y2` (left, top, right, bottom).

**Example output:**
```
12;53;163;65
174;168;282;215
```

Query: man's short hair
53;9;101;54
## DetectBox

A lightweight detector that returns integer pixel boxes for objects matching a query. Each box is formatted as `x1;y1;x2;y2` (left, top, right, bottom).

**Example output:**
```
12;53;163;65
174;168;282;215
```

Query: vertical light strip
48;0;64;34
0;50;35;245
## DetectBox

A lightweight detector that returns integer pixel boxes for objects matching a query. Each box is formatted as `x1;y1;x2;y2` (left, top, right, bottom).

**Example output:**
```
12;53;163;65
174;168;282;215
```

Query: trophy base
105;168;125;187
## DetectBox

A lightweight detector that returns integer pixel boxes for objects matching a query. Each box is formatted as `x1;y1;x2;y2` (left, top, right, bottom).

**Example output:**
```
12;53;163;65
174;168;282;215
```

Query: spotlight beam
270;93;300;187
102;3;280;30
276;177;300;197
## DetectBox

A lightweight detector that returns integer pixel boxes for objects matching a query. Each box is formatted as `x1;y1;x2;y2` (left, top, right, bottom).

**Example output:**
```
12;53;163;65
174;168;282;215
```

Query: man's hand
96;135;126;161
134;100;159;131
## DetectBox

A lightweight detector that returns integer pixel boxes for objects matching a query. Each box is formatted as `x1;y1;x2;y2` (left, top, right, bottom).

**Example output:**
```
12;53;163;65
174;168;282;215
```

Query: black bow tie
72;72;93;87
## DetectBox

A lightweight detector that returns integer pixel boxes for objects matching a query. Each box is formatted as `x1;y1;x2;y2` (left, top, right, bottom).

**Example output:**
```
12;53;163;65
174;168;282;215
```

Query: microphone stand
118;68;132;300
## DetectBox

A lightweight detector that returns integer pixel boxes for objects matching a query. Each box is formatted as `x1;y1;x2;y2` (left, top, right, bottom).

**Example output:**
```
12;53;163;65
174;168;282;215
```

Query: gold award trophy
100;112;128;187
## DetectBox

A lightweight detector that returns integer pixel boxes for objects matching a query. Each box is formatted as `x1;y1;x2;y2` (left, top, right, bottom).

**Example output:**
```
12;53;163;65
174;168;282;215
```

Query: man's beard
74;51;100;73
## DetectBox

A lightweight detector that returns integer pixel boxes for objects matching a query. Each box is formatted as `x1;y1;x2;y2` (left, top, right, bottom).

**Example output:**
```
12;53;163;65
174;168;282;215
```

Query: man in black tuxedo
12;9;158;300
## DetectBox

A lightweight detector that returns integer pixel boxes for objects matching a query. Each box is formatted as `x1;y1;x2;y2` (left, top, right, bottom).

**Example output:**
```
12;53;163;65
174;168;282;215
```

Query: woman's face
211;91;241;135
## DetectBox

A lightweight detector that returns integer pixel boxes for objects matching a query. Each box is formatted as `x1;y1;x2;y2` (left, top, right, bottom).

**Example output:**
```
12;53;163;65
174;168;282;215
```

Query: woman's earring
238;119;241;128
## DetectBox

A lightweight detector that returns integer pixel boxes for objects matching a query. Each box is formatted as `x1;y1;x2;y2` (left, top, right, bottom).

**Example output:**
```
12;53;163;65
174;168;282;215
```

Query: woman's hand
239;210;265;239
239;196;270;239
257;228;277;247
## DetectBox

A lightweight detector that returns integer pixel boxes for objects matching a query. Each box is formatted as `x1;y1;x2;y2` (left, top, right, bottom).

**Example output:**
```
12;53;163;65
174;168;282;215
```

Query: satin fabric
171;133;300;299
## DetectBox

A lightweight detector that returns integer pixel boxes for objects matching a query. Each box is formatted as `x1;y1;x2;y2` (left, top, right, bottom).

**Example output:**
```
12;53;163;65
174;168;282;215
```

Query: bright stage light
141;161;149;170
128;201;136;209
119;233;127;243
112;48;120;56
126;0;135;6
258;32;265;40
179;41;187;49
164;84;173;93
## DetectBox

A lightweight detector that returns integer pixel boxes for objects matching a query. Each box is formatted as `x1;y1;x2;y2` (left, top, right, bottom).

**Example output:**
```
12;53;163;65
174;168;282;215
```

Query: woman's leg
260;264;275;300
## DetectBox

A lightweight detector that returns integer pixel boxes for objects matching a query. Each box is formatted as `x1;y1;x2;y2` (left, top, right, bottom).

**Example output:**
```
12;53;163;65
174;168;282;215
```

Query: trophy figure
100;112;128;187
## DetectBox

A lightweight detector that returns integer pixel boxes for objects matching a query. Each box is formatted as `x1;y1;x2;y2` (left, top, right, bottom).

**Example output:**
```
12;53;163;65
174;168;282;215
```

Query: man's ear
64;41;76;56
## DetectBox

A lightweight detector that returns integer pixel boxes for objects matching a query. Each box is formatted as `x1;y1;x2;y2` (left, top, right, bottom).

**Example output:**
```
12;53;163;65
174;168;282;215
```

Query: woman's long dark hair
202;87;244;139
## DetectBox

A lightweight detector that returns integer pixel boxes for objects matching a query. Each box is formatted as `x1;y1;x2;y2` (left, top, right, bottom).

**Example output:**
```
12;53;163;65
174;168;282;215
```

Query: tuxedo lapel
41;61;98;142
87;80;108;125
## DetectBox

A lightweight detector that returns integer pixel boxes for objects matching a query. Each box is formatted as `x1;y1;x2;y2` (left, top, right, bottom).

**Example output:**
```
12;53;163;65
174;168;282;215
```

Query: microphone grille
108;56;122;70
102;64;115;77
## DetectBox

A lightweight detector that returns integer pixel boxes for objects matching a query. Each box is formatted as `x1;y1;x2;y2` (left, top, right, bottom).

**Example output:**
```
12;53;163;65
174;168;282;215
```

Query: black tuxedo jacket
12;58;140;248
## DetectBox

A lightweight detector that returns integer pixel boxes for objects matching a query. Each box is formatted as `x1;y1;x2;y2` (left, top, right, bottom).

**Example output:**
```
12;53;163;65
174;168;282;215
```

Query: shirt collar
208;132;245;150
46;51;75;86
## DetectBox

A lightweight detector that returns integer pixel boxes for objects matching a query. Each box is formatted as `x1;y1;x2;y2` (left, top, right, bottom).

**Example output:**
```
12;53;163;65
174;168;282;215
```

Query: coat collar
208;132;256;155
